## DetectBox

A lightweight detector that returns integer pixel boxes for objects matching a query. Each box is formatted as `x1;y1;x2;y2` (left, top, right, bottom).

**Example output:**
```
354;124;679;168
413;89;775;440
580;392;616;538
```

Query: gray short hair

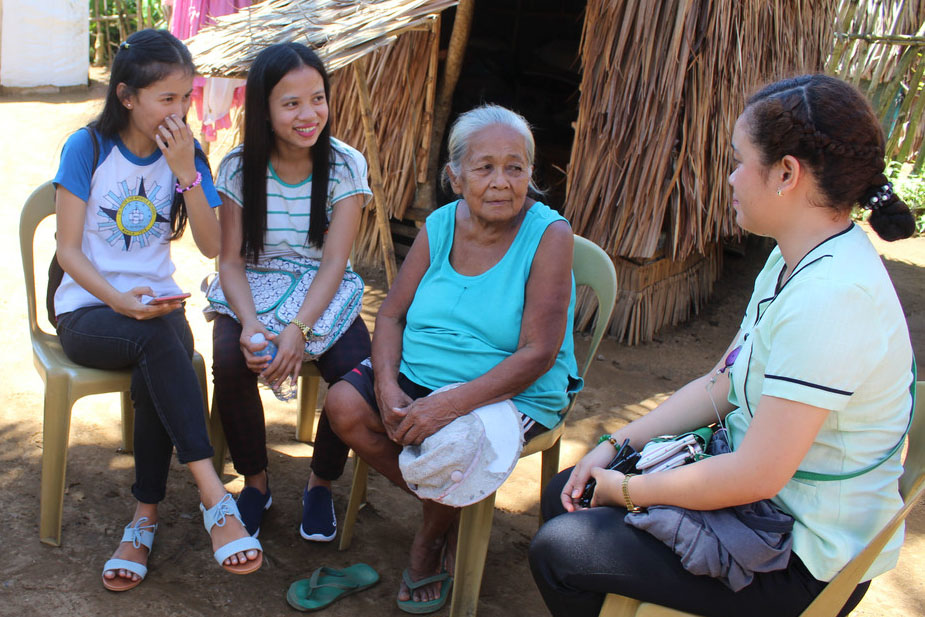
441;104;541;195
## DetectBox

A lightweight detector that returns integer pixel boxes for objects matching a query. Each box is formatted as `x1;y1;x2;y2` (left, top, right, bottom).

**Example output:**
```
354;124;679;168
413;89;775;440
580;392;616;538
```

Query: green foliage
887;161;925;235
88;0;166;65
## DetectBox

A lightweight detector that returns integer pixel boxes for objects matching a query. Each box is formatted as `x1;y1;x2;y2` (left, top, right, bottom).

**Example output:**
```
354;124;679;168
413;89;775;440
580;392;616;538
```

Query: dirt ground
1;71;923;617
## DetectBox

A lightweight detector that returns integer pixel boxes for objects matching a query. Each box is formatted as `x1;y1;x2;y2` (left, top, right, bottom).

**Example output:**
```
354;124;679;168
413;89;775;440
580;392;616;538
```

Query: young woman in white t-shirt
53;29;263;591
211;43;372;542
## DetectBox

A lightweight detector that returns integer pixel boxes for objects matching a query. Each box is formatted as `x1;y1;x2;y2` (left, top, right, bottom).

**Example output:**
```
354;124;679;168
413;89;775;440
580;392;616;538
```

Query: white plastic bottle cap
250;333;266;344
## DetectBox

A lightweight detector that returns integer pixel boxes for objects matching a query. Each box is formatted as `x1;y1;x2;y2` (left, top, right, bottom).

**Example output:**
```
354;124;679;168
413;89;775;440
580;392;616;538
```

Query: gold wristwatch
290;318;313;341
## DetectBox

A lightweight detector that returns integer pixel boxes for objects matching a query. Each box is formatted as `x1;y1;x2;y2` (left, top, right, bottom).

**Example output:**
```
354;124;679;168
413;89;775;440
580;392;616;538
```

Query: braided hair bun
745;75;915;242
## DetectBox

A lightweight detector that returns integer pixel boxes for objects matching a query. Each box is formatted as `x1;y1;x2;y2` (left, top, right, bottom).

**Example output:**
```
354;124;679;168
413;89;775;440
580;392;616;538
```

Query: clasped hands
375;381;460;446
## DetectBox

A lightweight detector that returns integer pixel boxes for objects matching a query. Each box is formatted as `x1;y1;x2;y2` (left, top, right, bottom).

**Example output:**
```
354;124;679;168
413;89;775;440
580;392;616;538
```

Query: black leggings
528;468;869;617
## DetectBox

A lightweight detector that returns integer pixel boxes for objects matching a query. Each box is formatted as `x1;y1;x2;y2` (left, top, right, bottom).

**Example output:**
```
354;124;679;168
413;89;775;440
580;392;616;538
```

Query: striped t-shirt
215;138;372;260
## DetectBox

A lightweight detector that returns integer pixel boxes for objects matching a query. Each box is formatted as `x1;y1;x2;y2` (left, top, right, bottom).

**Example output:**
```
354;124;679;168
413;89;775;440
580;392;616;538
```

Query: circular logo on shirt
115;195;157;236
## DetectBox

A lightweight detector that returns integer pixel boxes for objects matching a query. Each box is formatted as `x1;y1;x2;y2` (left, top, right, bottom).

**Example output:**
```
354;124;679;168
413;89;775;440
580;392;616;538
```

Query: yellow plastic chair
337;235;618;617
599;381;925;617
20;181;210;547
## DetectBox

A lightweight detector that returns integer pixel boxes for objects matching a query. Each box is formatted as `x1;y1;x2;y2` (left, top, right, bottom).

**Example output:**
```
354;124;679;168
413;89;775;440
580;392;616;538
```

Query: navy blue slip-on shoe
300;485;336;542
236;485;272;537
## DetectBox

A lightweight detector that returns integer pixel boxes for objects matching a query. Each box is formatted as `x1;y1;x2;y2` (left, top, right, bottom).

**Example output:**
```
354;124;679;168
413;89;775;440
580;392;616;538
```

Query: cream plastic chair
599;381;925;617
337;235;618;617
20;181;210;546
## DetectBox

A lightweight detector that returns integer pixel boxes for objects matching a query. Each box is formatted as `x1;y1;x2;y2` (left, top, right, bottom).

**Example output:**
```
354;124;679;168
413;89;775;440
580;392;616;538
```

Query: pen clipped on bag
578;438;640;508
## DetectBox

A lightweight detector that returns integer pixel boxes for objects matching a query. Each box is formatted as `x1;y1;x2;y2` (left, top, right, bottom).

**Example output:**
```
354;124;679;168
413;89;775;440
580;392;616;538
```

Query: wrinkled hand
375;380;413;442
391;392;459;447
261;324;303;390
238;322;272;374
560;441;622;512
111;286;179;320
155;114;197;189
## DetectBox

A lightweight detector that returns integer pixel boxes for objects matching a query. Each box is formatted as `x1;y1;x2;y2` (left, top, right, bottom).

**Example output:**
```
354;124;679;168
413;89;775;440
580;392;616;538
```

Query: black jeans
56;305;213;504
529;468;869;617
211;314;371;480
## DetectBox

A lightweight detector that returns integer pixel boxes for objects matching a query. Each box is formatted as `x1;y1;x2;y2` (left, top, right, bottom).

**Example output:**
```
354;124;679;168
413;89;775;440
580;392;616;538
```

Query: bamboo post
416;15;441;186
413;0;475;213
113;0;128;42
353;56;398;285
93;0;106;65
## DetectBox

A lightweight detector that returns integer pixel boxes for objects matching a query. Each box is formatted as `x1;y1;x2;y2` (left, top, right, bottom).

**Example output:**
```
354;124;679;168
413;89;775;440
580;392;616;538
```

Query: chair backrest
572;234;618;379
799;380;925;617
899;381;924;499
19;181;57;341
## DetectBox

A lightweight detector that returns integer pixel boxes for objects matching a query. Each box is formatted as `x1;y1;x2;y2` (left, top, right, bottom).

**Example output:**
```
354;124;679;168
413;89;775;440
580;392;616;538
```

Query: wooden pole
416;15;441;186
352;56;399;285
413;0;475;213
93;0;106;65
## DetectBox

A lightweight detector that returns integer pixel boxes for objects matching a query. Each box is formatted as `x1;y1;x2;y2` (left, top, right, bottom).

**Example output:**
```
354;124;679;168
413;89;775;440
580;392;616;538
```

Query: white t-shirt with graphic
52;128;221;315
214;137;372;262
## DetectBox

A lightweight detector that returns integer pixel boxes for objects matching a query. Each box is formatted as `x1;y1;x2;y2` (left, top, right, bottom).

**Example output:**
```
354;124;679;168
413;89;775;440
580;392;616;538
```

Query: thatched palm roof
187;0;458;77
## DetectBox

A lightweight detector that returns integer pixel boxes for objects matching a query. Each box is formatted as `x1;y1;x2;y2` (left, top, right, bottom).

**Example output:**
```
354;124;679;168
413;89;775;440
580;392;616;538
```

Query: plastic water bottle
250;333;297;402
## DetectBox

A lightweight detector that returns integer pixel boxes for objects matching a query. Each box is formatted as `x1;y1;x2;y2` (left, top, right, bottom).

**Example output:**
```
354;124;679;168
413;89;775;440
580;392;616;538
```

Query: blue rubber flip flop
396;568;453;614
286;563;380;612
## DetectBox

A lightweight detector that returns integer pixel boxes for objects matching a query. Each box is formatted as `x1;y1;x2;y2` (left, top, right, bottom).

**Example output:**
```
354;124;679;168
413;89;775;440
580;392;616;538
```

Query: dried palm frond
827;0;925;170
565;0;836;343
187;0;457;77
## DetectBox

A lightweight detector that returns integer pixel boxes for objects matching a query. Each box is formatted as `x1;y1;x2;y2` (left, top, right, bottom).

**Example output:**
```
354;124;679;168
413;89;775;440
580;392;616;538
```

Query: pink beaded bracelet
175;171;202;194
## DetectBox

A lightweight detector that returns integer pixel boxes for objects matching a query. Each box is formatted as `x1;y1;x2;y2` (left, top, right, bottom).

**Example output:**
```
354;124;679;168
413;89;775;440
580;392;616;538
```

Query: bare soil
0;70;922;617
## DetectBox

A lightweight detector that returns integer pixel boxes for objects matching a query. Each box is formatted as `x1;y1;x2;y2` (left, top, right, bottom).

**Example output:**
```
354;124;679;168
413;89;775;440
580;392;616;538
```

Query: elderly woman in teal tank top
325;104;582;614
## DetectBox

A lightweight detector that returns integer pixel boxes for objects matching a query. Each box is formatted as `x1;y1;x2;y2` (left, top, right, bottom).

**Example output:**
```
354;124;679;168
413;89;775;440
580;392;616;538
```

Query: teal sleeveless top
399;200;582;428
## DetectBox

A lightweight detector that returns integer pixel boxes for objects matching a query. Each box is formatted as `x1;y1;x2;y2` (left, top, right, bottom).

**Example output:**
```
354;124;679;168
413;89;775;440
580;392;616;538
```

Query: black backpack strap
47;127;99;328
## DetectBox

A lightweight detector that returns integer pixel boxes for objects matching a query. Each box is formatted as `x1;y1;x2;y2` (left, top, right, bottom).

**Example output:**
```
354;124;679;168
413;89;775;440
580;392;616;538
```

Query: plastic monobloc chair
337;235;618;617
20;181;210;546
598;380;925;617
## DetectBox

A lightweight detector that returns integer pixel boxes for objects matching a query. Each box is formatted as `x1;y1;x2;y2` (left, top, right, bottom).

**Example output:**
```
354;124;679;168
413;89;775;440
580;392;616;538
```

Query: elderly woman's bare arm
393;220;574;445
372;226;432;439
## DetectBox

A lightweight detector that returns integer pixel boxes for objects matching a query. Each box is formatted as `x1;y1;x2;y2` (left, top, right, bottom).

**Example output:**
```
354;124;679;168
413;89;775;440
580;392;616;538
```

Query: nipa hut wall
328;26;437;266
566;0;837;344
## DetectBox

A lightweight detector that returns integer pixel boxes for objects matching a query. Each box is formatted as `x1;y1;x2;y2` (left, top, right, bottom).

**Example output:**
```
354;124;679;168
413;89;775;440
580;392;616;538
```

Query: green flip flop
286;563;380;612
396;568;454;615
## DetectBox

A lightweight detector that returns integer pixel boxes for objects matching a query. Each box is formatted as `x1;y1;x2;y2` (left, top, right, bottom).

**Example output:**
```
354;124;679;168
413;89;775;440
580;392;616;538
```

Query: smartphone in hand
148;292;191;304
578;439;640;508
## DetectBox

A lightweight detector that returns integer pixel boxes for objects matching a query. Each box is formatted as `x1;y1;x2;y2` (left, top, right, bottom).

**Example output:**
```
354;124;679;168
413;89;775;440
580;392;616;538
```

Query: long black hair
90;28;207;240
239;42;334;263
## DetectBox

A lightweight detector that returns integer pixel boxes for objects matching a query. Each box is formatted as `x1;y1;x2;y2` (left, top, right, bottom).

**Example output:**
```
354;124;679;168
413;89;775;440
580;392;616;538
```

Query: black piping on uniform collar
774;222;855;294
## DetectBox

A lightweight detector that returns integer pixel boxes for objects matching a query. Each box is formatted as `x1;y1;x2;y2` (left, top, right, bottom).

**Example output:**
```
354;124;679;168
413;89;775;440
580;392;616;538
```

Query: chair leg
449;492;497;617
119;391;133;453
598;593;642;617
192;351;210;431
209;404;227;476
297;375;320;443
539;438;562;526
39;385;73;547
338;456;369;551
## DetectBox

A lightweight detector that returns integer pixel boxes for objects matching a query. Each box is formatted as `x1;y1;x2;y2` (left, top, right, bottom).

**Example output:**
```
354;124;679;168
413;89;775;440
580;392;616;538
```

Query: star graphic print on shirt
99;177;172;250
51;129;221;315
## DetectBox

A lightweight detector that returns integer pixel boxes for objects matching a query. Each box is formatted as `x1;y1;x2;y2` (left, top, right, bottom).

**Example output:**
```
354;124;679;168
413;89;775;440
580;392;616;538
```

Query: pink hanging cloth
170;0;251;141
